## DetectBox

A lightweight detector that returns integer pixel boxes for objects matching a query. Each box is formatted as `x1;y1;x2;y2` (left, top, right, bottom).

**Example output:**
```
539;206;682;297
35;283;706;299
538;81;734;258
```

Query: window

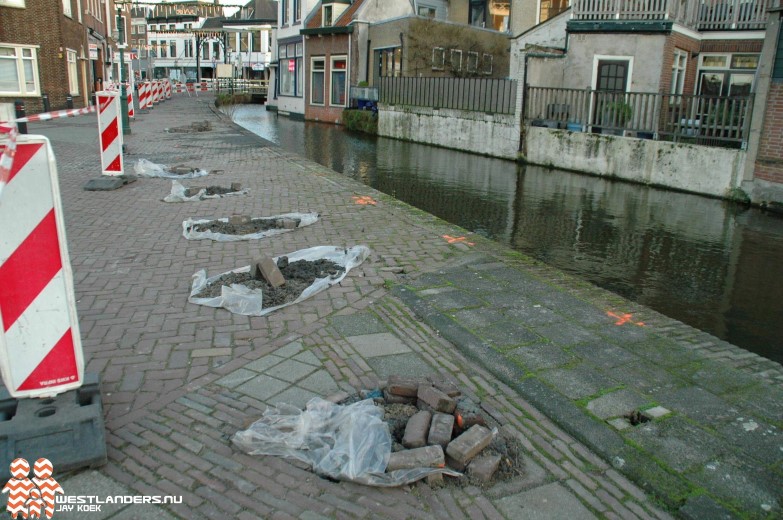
701;55;728;68
450;49;462;71
377;47;401;77
418;6;436;18
168;24;174;30
138;25;146;34
63;0;72;17
281;0;288;25
481;53;493;75
251;32;261;52
184;40;193;58
469;0;486;27
170;41;176;57
150;24;156;32
294;0;301;22
160;41;167;58
432;47;445;70
66;49;78;94
140;45;147;58
311;58;325;105
212;42;220;60
466;52;478;73
331;57;347;106
731;54;759;69
0;45;39;96
279;41;302;96
670;49;687;96
323;5;333;26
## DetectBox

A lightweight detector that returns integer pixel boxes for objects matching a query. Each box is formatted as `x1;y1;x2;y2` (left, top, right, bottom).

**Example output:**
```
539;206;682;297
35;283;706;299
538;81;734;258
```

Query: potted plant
601;100;633;135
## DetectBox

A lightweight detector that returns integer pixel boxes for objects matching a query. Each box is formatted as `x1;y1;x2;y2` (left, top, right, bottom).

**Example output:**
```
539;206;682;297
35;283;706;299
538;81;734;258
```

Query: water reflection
233;105;783;364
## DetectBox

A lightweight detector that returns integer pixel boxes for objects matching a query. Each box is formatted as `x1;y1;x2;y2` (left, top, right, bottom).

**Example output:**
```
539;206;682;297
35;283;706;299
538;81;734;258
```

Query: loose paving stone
468;454;501;482
428;413;456;447
402;410;432;448
418;385;457;414
387;375;420;397
643;405;671;419
586;388;650;420
346;333;412;358
386;445;445;471
607;417;632;430
495;482;598;520
446;425;493;470
330;312;388;337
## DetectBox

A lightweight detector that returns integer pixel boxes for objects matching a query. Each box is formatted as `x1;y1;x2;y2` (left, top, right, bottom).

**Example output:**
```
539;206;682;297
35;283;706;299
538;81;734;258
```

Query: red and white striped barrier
164;79;172;99
127;90;135;119
138;82;149;110
96;91;123;176
13;104;98;124
0;132;85;398
156;81;164;104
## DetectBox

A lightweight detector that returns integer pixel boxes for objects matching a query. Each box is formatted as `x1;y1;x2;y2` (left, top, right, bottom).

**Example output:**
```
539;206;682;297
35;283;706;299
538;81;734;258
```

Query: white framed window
450;49;462;72
481;53;493;75
62;0;72;17
170;41;176;57
138;25;146;34
418;6;436;18
700;54;729;69
311;57;325;105
294;0;301;22
159;41;167;58
0;44;40;96
66;49;79;95
466;52;479;73
323;5;333;26
330;56;347;106
0;1;26;8
670;48;687;96
432;47;445;70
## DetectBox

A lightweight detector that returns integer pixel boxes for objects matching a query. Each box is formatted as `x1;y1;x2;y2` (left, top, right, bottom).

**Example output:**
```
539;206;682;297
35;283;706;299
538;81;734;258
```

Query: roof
201;17;227;29
303;0;365;32
235;0;278;21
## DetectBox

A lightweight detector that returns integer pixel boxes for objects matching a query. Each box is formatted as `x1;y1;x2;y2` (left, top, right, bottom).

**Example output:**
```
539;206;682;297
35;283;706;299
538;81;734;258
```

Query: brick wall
304;33;350;124
659;32;700;94
700;40;764;54
754;82;783;184
0;0;90;113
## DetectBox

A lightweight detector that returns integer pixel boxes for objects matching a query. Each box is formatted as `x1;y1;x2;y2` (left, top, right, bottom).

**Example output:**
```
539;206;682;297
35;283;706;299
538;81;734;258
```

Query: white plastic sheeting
182;212;320;241
188;245;370;316
164;180;249;202
232;398;460;486
134;158;208;179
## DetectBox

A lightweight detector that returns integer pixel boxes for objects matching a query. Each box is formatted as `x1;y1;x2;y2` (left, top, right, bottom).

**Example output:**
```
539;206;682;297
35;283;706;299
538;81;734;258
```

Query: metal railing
571;0;778;30
379;77;517;115
213;78;269;95
525;86;753;147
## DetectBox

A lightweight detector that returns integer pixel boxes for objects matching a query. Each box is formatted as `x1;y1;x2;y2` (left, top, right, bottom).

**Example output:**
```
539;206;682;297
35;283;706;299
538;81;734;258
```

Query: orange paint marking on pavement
607;311;645;327
442;235;475;246
352;195;377;205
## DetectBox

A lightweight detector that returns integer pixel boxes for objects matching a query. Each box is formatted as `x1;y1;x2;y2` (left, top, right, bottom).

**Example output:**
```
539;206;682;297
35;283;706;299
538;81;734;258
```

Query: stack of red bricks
382;375;502;484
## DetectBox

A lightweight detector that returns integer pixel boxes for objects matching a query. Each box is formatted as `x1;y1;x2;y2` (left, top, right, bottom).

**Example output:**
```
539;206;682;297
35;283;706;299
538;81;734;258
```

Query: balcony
571;0;779;30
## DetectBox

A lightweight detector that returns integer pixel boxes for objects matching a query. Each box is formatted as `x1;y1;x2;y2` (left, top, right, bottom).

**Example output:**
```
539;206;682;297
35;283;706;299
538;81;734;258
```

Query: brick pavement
27;94;674;519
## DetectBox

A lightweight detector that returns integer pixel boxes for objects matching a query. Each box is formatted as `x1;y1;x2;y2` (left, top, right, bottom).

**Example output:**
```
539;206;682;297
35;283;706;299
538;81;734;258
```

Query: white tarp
189;245;370;316
164;180;249;202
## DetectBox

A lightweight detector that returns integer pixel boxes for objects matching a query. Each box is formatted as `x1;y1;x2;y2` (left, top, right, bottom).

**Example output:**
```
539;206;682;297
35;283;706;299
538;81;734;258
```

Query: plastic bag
163;180;250;203
182;212;320;241
134;158;208;179
188;245;370;316
232;398;460;486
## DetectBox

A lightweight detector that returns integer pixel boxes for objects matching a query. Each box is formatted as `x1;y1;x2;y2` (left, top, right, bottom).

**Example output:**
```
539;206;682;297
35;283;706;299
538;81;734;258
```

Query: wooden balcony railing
571;0;779;30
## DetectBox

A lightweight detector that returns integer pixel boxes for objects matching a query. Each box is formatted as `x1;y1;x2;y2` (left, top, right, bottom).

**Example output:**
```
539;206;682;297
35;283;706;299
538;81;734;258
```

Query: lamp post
116;3;131;135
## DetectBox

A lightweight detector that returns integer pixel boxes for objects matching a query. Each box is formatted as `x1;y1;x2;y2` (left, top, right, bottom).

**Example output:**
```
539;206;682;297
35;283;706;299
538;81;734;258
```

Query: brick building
1;0;117;114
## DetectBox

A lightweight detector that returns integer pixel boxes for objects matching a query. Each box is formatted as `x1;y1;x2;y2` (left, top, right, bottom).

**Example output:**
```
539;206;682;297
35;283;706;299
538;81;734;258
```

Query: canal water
233;105;783;365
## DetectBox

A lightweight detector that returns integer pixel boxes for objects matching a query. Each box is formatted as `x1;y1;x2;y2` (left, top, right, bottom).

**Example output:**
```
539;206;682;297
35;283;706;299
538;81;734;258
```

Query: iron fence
525;86;753;148
379;77;517;115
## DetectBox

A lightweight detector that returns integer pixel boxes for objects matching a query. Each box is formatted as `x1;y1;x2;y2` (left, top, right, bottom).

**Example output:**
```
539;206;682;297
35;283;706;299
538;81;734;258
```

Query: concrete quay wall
378;104;520;160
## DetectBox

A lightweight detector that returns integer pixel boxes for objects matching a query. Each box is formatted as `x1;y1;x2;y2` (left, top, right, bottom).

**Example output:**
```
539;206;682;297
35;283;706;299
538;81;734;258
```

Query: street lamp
116;3;131;135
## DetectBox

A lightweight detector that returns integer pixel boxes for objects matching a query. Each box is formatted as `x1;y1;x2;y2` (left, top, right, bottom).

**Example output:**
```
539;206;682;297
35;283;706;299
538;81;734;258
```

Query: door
593;59;630;131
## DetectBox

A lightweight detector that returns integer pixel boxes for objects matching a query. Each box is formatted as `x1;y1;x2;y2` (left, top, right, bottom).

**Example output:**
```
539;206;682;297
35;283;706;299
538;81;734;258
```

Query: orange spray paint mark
442;235;475;246
607;311;645;327
352;195;377;205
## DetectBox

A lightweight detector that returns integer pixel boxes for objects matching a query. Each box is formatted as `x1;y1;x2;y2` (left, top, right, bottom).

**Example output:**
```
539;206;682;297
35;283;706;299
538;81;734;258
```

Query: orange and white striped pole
96;91;123;176
0;131;85;398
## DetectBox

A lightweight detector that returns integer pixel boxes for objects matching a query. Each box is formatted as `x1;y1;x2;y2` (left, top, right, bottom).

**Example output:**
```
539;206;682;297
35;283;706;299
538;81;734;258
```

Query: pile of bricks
378;375;503;484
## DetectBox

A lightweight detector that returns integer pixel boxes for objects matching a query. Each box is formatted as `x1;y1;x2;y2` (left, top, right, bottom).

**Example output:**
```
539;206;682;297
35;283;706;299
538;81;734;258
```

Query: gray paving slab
532;322;604;347
236;374;291;401
246;354;286;373
452;308;505;330
365;352;435;379
509;343;576;371
626;417;725;473
422;289;486;310
539;363;620;400
586;388;651;420
346;333;412;358
298;370;341;394
571;341;640;368
293;350;321;366
272;359;318;383
656;386;739;424
215;368;258;389
477;321;543;348
269;386;321;408
503;302;565;326
330;312;388;337
274;341;305;358
494;482;598;520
